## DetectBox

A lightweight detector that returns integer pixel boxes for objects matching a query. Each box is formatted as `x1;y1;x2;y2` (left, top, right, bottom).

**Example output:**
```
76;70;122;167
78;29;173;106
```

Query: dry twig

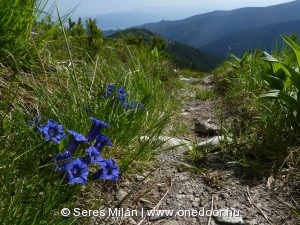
207;194;214;225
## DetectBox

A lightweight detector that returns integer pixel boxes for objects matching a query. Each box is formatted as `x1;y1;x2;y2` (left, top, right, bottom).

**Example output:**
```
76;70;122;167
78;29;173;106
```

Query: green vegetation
0;1;174;224
212;36;300;181
109;28;222;72
184;36;300;218
1;0;300;224
195;88;215;100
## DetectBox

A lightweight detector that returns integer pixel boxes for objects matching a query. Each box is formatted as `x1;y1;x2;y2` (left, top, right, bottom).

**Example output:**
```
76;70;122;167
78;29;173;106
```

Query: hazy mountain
137;0;300;49
96;12;161;30
96;6;213;30
109;28;222;71
201;20;300;58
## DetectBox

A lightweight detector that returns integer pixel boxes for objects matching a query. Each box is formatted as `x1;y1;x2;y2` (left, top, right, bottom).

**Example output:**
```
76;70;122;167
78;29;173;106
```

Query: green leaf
2;115;11;134
282;35;300;69
261;73;284;90
260;90;300;114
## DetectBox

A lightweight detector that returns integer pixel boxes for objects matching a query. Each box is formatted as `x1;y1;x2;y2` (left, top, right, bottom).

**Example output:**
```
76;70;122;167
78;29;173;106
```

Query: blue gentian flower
117;87;127;103
53;151;72;171
66;158;89;185
104;84;115;98
84;146;104;165
92;158;120;182
86;117;110;141
94;134;112;152
122;100;146;111
121;100;130;109
29;115;41;127
38;120;66;144
65;130;88;154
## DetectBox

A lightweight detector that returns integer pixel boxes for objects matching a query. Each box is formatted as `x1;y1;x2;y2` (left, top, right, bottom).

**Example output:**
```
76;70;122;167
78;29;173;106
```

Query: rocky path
94;75;299;225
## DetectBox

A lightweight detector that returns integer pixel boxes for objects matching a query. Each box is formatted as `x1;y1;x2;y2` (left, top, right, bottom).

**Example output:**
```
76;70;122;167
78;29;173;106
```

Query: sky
47;0;295;30
52;0;293;16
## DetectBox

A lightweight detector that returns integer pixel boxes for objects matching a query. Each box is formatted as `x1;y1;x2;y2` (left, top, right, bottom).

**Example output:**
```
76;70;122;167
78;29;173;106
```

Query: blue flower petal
85;146;104;164
65;130;88;154
86;117;110;141
104;84;115;98
93;158;119;182
94;134;112;152
53;151;72;171
38;120;66;144
66;158;89;185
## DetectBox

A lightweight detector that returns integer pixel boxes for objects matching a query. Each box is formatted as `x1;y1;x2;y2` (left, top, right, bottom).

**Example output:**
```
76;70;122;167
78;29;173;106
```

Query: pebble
194;120;219;135
213;208;244;225
163;221;180;225
176;194;185;200
197;135;233;149
220;192;230;199
116;189;128;201
192;201;198;207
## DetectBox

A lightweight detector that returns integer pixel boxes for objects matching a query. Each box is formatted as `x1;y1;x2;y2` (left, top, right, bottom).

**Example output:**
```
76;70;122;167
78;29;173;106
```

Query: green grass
0;1;175;224
1;1;300;224
213;41;300;180
195;88;215;100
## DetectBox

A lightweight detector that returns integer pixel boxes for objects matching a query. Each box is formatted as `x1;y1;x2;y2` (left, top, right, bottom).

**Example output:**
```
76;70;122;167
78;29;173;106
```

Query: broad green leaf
275;63;300;91
260;90;300;114
261;73;284;90
282;35;300;69
263;50;300;91
270;63;292;90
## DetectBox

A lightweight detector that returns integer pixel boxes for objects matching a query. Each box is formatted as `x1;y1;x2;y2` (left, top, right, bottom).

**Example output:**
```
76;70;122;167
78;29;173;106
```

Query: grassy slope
1;1;300;224
0;11;176;224
109;28;222;71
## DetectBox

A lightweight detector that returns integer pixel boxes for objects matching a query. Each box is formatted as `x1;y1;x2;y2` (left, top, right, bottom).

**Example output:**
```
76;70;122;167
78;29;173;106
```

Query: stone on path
194;119;219;136
162;221;180;225
140;135;193;151
213;208;244;225
197;135;232;149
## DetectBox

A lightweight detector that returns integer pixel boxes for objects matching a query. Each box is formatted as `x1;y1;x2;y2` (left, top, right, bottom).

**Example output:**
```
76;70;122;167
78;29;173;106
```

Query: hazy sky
52;0;293;16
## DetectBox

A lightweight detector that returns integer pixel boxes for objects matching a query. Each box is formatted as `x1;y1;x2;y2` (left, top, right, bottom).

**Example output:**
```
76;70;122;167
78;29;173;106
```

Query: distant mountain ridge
108;28;222;71
136;0;300;57
201;20;300;57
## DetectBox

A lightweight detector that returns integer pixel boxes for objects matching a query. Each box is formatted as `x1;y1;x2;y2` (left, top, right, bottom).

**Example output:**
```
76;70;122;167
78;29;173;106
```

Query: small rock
163;221;180;225
194;120;219;136
197;135;232;149
176;194;185;200
140;135;192;150
187;194;194;200
128;217;137;224
192;201;198;208
180;76;190;82
179;76;200;85
202;75;215;84
194;197;200;202
249;219;258;225
159;136;193;150
213;208;244;225
220;193;230;199
116;189;128;201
